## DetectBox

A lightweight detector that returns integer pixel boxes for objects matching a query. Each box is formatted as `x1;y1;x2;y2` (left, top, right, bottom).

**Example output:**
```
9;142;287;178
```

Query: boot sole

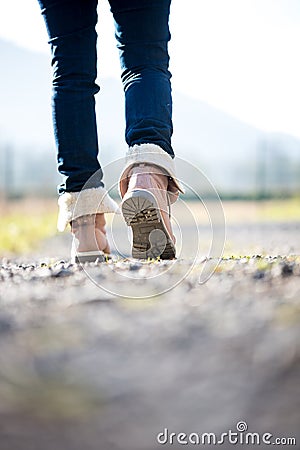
121;190;176;260
71;251;107;264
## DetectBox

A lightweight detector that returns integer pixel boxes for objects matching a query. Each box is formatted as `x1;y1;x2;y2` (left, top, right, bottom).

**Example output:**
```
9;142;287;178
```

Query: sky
1;0;300;138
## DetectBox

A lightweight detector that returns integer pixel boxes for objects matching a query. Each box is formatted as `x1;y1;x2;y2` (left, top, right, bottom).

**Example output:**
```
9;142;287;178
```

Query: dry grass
173;198;300;225
0;198;57;255
0;197;299;255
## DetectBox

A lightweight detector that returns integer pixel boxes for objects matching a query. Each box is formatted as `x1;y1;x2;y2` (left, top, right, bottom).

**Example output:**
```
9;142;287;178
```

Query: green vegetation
0;210;57;255
0;197;299;256
256;198;300;221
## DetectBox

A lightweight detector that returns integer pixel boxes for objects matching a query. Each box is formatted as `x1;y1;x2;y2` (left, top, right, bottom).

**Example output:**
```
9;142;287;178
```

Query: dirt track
0;221;300;449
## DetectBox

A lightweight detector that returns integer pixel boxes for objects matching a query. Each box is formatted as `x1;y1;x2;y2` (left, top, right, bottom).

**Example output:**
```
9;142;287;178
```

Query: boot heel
121;190;176;260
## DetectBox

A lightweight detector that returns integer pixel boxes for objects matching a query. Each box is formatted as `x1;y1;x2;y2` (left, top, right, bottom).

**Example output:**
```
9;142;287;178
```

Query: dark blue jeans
38;0;173;194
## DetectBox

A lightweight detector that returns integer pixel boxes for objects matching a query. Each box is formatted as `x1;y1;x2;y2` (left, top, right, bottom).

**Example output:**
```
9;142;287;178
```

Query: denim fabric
38;0;173;194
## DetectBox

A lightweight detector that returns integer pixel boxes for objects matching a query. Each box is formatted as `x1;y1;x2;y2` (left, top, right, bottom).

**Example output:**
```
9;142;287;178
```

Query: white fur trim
119;144;185;198
57;187;120;232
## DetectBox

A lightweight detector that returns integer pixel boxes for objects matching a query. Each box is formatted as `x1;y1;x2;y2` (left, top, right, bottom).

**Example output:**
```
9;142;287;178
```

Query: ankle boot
120;163;176;259
70;213;110;263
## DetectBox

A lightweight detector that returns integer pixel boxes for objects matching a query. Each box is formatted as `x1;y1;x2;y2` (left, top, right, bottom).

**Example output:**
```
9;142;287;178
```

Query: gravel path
0;223;300;449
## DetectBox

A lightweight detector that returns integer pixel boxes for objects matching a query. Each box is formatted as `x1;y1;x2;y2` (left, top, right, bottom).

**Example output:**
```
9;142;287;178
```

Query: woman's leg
38;0;103;194
109;0;173;156
38;0;118;261
110;0;184;258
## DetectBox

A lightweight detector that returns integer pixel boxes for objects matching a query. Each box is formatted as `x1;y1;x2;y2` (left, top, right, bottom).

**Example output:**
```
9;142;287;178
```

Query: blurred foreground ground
0;199;299;449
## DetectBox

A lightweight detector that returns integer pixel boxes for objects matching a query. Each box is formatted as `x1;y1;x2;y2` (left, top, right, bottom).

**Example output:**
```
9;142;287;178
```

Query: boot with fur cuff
121;163;177;260
71;213;110;264
119;143;185;202
57;187;119;263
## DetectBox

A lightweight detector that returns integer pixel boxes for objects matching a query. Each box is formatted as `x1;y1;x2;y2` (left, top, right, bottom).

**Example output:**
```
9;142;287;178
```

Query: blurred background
0;0;299;256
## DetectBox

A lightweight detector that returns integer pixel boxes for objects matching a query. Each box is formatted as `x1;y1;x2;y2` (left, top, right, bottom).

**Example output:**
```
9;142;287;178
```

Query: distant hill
0;39;299;196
